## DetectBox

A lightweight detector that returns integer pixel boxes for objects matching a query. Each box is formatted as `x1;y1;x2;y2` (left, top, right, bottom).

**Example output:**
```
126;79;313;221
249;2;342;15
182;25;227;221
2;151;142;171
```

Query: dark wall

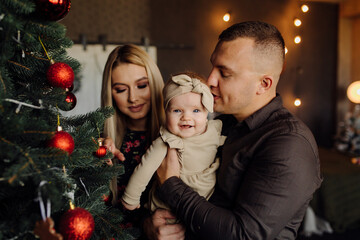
61;0;151;44
61;0;338;147
278;2;338;148
149;0;294;79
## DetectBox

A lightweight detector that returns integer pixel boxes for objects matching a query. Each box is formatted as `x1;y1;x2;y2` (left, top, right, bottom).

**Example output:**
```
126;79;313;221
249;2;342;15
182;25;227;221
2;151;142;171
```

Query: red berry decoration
65;92;77;110
47;61;74;89
48;127;75;155
35;0;71;21
58;207;95;240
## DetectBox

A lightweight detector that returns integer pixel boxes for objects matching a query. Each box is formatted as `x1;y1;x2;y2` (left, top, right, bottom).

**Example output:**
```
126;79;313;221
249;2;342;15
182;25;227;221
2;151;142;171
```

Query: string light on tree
294;36;301;44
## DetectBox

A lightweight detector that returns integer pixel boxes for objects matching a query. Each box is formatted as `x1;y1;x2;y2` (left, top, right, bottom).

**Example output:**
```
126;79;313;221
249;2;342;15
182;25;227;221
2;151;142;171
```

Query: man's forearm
158;177;245;239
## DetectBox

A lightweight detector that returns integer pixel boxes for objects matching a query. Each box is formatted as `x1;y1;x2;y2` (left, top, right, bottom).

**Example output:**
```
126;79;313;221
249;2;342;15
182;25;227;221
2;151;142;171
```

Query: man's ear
257;76;273;95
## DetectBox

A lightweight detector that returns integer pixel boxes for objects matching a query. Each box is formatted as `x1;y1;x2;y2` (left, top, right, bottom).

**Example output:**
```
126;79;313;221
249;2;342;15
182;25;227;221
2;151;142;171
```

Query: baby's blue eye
193;109;200;113
173;109;181;113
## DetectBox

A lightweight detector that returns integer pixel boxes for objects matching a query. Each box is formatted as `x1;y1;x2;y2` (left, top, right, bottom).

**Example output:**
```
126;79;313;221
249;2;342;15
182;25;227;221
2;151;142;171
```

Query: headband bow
163;74;213;113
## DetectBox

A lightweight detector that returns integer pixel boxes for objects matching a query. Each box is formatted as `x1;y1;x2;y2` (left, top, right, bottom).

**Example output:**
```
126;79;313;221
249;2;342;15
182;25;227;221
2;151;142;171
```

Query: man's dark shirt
158;94;322;239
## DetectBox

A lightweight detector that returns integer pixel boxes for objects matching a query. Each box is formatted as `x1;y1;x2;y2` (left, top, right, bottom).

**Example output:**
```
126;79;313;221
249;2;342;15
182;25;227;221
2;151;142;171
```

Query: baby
121;72;226;214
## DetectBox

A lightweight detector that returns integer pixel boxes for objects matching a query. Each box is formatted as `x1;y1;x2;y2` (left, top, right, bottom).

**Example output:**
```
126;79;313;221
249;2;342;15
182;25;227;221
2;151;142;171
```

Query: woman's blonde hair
101;44;165;205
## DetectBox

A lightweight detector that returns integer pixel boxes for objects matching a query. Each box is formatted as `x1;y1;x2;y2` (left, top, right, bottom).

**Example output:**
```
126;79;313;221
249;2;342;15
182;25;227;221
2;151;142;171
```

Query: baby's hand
121;199;140;211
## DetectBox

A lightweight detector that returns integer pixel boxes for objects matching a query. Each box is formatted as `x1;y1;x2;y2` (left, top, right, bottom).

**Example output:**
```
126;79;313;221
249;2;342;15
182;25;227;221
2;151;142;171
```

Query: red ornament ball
48;130;74;155
35;0;71;21
47;62;74;89
65;92;77;110
58;207;95;240
66;84;74;92
95;146;107;158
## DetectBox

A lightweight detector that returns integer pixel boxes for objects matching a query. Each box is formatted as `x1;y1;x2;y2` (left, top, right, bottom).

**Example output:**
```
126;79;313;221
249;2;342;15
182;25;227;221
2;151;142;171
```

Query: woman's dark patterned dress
105;129;150;230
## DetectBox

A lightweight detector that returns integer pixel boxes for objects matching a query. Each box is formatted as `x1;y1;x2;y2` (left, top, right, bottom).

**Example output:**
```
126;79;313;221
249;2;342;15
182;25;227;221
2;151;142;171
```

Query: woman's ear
257;76;273;95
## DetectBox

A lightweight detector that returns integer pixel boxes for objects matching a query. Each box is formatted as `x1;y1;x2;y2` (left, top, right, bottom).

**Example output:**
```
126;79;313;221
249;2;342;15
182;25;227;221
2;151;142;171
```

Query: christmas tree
0;0;136;239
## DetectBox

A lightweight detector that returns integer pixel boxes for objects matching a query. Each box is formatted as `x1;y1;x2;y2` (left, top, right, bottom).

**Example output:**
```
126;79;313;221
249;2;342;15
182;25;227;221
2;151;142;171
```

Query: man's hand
157;148;180;185
143;209;185;240
101;137;125;165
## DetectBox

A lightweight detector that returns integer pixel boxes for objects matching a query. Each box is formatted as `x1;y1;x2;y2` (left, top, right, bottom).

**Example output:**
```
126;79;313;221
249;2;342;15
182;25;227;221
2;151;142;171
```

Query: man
145;21;322;239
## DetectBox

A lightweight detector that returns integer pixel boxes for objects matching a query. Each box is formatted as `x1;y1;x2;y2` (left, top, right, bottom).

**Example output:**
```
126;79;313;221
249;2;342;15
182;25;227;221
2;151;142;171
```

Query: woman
101;44;165;230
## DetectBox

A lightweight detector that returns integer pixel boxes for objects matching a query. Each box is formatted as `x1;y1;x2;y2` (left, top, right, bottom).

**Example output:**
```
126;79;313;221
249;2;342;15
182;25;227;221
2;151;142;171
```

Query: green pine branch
0;0;129;239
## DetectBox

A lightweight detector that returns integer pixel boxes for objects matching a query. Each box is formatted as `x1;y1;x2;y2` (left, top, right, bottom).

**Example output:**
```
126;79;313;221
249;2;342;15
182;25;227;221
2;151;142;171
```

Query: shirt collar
243;94;283;130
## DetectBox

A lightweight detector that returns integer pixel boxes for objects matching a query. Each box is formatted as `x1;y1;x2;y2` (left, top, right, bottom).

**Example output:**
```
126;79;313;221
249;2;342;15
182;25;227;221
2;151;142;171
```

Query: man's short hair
219;21;285;63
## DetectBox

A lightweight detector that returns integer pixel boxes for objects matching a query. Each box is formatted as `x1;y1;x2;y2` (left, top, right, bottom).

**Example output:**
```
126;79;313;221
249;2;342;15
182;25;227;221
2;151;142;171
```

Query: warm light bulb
294;36;301;44
301;4;309;13
294;18;302;27
294;98;302;107
285;47;288;54
347;81;360;103
223;13;230;22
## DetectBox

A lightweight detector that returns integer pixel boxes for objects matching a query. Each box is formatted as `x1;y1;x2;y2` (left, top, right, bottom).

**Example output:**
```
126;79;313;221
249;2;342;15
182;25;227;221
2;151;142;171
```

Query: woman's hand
143;209;185;240
100;137;125;165
157;147;180;185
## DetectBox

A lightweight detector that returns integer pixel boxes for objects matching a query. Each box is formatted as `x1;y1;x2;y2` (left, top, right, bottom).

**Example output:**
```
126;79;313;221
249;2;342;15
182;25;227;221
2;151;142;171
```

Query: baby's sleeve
122;137;168;206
